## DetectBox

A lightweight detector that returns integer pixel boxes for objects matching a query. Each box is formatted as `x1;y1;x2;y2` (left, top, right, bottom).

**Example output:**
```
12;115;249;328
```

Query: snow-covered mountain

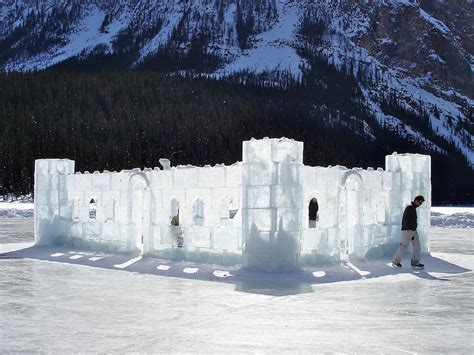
1;0;472;164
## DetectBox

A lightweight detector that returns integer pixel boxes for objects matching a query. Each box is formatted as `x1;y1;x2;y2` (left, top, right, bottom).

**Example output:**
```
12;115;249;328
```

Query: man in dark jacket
392;195;425;268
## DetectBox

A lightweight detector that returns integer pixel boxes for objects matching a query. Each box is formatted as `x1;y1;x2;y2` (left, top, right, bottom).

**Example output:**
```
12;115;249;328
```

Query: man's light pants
392;230;421;264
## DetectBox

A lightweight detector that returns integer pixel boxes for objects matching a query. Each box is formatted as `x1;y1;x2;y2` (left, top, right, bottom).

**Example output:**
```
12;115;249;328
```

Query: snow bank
431;212;474;229
0;202;34;219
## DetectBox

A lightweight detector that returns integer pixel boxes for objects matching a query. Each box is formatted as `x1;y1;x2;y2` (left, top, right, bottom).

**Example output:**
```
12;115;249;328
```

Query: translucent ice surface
1;221;473;353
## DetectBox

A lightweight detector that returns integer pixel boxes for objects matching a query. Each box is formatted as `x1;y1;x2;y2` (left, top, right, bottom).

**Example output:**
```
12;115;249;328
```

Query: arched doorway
339;171;363;260
128;173;150;255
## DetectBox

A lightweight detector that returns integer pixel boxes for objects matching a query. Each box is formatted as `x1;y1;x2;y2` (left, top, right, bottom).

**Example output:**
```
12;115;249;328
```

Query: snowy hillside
0;0;472;163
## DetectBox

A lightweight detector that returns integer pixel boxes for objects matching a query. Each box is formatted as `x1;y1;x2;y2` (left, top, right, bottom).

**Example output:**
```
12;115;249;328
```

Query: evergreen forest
0;68;472;204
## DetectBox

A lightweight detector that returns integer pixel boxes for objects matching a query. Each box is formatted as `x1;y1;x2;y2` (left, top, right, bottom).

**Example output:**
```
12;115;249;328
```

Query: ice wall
242;138;303;272
36;159;243;263
34;139;431;268
301;152;431;263
149;163;243;263
301;165;344;262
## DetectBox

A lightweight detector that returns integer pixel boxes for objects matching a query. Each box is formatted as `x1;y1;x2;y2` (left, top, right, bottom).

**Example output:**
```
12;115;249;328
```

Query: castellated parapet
34;137;431;271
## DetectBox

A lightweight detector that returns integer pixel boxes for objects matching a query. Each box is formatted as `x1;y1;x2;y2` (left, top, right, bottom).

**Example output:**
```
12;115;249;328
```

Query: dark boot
411;260;424;268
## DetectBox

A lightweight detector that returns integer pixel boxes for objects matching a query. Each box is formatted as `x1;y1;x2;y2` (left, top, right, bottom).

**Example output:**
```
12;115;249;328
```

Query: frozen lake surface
1;220;473;353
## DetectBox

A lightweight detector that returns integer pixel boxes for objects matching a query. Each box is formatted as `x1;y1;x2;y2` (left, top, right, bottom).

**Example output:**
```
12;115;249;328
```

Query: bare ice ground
0;220;473;353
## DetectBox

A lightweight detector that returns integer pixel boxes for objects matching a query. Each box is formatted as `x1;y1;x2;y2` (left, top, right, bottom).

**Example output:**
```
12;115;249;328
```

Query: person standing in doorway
308;197;319;228
392;195;425;268
171;211;184;248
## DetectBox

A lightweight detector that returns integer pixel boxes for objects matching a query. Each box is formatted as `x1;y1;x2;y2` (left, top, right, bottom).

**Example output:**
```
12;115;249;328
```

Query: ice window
308;197;318;228
219;197;238;226
72;198;81;221
193;198;204;226
171;199;180;219
105;199;116;222
89;198;97;220
229;198;238;219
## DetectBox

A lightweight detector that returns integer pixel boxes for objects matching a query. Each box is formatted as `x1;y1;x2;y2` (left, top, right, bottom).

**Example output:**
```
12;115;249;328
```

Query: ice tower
385;153;431;253
34;159;75;245
242;138;304;272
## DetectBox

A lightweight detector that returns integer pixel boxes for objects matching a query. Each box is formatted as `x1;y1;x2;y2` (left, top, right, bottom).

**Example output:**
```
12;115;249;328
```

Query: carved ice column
242;138;304;272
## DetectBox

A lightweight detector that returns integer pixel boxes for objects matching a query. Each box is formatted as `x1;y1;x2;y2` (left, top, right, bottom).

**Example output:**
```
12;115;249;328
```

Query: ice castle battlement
34;137;431;271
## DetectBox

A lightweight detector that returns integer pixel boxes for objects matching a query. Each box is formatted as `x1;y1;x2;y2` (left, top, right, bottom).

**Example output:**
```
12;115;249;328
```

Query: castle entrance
129;173;150;255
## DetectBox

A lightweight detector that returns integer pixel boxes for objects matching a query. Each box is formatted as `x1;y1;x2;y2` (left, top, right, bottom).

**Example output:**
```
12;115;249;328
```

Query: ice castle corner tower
242;138;304;272
34;159;75;246
385;153;431;253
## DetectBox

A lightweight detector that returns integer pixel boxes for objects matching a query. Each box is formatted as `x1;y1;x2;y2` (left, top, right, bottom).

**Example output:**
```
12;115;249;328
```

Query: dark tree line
0;68;472;204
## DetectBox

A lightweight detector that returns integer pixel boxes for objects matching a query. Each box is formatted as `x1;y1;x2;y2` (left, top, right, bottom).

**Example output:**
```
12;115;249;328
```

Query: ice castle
34;137;431;271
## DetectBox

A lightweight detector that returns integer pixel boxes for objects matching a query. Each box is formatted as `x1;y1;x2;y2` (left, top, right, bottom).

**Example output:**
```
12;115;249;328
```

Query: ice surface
173;167;199;188
2;220;473;353
243;138;303;164
185;226;211;248
150;170;173;189
193;199;205;226
224;164;243;187
198;166;225;188
92;172;110;190
314;167;331;188
413;155;431;173
386;154;424;174
150;189;163;209
275;208;301;232
110;172;131;190
58;204;73;220
185;188;211;209
243;162;277;186
75;174;93;191
243;138;273;163
271;139;303;163
245;186;272;209
277;163;300;185
34;173;50;190
273;185;300;208
211;188;239;210
243;209;273;231
376;199;386;223
302;166;317;187
360;170;382;191
213;227;240;251
58;174;75;191
362;207;376;225
301;228;327;251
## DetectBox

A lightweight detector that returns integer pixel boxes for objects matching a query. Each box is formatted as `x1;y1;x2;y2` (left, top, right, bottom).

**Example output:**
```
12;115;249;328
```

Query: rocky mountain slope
1;0;472;164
